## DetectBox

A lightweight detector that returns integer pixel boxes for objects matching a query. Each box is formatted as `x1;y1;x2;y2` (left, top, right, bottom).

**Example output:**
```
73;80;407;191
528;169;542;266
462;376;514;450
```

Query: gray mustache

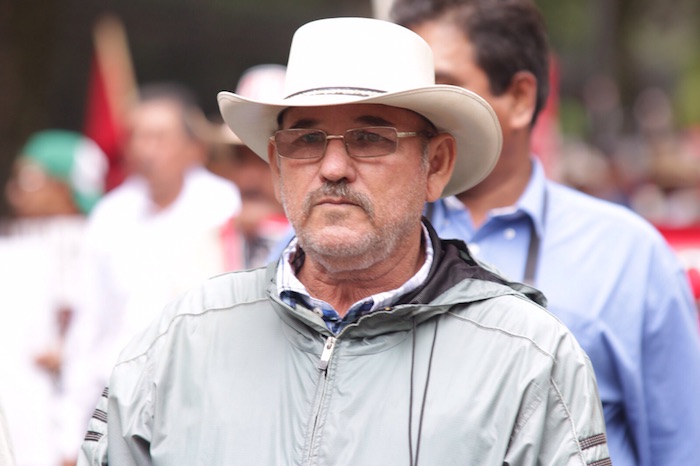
303;182;375;218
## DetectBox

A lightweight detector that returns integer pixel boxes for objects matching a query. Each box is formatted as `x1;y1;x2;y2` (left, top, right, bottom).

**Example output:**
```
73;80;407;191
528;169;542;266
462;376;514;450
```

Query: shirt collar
441;157;548;239
275;224;434;316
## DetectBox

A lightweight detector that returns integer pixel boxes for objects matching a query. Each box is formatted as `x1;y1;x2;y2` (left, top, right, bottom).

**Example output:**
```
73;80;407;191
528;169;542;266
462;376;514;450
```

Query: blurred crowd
552;81;700;305
1;7;699;466
555;83;700;228
0;66;290;466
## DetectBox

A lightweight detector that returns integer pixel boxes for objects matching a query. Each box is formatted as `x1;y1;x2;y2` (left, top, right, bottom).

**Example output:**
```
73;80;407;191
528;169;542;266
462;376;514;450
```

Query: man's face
212;144;284;237
219;145;278;207
411;20;512;146
4;160;75;217
124;100;199;191
269;103;433;272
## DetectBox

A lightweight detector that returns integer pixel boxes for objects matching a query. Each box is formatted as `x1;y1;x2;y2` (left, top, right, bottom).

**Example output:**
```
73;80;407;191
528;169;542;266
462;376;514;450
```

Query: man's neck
296;229;426;317
456;151;532;228
149;177;185;212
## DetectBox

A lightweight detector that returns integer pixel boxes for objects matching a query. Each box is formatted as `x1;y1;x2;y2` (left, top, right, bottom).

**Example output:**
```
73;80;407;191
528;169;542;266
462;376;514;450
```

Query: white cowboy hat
217;17;502;197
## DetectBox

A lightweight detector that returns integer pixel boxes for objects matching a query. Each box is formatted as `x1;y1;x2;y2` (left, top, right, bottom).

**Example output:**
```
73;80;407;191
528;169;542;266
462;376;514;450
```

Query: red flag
531;53;562;178
656;224;700;304
83;14;137;191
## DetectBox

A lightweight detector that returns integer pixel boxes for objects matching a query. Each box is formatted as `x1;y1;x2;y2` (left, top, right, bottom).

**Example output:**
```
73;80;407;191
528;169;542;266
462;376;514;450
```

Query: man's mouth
317;197;355;206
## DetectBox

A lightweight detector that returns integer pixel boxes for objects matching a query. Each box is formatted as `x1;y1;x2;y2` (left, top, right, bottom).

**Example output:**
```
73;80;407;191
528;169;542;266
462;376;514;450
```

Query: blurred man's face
218;145;277;207
411;18;528;196
410;20;512;143
4;160;77;217
124;99;201;195
213;143;284;238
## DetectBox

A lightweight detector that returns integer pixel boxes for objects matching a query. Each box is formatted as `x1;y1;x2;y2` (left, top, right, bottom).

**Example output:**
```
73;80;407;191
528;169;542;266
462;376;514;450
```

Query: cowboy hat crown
218;17;502;197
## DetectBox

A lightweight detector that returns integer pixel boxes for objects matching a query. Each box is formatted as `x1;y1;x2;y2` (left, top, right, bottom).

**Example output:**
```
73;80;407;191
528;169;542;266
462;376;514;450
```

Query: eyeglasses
270;126;431;160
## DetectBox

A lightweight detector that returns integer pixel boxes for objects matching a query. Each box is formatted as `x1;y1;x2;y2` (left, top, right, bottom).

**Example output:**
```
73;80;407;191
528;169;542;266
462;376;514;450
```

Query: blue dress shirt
430;158;700;466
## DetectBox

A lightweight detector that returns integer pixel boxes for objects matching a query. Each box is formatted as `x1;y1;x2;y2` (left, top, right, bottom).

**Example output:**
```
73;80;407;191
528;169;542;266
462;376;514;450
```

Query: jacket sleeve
77;349;155;465
504;331;611;465
76;387;109;466
60;222;127;463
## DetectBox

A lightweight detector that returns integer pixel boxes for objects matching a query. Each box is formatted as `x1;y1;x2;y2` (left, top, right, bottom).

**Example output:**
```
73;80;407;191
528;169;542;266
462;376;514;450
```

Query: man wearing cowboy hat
78;17;609;465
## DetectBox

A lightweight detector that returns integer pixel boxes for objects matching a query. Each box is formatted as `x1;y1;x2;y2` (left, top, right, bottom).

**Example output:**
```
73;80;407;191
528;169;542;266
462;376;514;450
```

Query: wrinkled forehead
277;103;432;130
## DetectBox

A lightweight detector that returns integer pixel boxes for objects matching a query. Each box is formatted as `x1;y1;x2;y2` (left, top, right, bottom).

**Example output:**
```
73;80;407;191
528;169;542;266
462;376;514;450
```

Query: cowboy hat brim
217;84;501;198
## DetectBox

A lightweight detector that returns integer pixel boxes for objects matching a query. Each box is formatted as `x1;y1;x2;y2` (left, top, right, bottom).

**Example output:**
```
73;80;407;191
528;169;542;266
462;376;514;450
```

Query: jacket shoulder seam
114;296;270;367
445;302;556;362
549;376;586;464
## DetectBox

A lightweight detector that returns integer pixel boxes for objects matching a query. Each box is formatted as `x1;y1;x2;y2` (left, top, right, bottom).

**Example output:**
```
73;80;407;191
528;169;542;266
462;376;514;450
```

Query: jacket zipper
305;336;337;464
317;335;336;371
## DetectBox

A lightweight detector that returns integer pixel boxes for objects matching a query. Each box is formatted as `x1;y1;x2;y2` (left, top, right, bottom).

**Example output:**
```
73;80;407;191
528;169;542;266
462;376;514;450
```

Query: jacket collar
266;220;546;339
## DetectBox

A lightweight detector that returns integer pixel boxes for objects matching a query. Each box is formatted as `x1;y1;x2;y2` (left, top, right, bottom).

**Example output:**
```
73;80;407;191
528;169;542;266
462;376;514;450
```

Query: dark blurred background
2;0;699;223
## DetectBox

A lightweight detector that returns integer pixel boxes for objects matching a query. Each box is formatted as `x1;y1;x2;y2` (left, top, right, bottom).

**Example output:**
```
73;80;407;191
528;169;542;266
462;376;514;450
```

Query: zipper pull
318;336;336;371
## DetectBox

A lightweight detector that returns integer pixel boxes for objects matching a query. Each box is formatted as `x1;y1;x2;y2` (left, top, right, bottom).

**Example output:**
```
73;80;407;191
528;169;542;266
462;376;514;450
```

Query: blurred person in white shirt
58;82;240;466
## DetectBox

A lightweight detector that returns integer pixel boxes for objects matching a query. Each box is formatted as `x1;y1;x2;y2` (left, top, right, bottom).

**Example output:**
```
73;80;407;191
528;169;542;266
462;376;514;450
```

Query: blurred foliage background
537;0;700;134
1;0;699;217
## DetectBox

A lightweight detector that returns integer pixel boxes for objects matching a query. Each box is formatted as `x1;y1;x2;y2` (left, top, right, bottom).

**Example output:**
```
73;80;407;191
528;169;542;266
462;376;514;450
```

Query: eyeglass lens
274;127;400;159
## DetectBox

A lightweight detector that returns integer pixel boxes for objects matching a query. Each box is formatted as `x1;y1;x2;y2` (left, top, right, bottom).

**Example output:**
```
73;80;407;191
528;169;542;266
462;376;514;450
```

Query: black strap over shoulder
399;219;544;306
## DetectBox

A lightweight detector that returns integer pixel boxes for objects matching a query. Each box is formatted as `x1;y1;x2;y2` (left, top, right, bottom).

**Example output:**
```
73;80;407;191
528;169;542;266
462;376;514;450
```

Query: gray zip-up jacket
79;225;610;465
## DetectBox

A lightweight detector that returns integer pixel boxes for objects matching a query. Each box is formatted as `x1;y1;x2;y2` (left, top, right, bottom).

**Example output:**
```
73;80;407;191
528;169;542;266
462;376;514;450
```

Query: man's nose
318;138;356;183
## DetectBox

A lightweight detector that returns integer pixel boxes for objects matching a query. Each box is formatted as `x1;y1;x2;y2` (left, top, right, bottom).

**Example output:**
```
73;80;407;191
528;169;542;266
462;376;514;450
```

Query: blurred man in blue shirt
391;1;700;465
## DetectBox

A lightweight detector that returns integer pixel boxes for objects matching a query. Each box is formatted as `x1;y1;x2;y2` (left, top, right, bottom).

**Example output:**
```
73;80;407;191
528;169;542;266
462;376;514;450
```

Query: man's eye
352;130;384;143
299;131;326;144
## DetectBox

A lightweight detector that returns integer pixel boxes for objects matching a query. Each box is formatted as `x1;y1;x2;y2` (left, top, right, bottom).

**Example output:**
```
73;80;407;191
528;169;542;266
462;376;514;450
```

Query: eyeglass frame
269;126;435;160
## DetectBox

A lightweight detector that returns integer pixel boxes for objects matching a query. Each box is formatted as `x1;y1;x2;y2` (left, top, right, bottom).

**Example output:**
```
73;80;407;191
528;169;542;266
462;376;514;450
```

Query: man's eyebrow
287;118;319;129
355;115;394;127
285;115;395;129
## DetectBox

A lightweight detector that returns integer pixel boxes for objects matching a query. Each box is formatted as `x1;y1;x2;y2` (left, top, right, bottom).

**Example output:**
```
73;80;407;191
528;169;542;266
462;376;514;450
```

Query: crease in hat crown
280;17;436;102
217;17;503;198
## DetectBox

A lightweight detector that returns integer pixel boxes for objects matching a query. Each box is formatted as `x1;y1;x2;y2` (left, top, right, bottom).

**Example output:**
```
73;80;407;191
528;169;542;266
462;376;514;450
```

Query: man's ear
507;70;538;130
425;133;456;202
267;142;283;202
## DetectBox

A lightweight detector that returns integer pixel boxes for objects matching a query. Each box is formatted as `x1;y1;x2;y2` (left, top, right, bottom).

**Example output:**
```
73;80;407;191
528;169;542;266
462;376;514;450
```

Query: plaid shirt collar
276;224;434;334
